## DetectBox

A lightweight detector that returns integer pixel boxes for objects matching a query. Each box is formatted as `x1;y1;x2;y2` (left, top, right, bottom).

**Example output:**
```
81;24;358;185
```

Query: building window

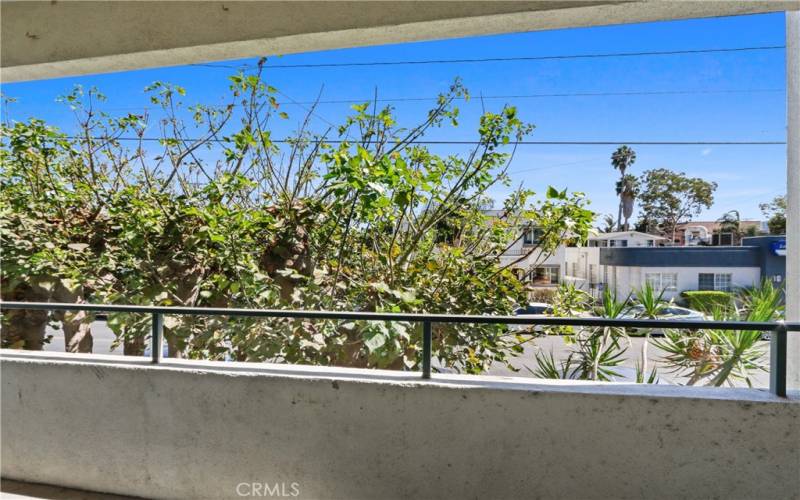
523;228;544;245
531;266;559;285
646;240;654;247
712;233;734;246
698;273;732;292
645;272;678;291
609;239;628;247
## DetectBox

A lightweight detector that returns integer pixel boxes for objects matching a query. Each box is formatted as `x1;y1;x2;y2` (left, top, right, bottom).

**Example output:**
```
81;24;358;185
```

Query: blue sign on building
770;239;786;256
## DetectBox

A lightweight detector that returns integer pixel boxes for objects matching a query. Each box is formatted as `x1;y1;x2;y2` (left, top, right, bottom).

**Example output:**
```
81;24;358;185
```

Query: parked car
512;302;554;333
620;305;707;334
515;302;554;316
621;304;707;321
512;303;597;334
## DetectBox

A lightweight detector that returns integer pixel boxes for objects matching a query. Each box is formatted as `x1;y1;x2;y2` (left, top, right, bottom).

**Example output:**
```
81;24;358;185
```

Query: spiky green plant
529;289;629;381
530;350;575;379
654;283;777;387
631;282;667;381
635;359;659;384
738;279;784;321
582;288;631;380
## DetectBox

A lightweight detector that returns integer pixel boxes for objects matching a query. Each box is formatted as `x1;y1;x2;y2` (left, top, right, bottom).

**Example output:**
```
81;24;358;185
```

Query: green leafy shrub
680;290;734;313
0;74;596;375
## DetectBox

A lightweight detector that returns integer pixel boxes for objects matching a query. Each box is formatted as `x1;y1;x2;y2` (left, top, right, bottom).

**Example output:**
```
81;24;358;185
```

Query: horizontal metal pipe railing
0;301;795;396
2;301;796;330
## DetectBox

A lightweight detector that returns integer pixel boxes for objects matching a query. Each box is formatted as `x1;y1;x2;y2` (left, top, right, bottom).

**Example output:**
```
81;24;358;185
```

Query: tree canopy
759;194;786;235
637;168;717;243
0;71;594;374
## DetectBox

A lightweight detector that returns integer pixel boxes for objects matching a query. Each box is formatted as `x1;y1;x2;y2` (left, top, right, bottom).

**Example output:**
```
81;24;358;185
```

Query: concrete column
786;10;800;389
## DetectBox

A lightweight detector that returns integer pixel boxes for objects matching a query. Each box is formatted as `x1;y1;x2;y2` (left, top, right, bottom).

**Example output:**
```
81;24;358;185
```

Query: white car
620;305;708;334
620;304;707;321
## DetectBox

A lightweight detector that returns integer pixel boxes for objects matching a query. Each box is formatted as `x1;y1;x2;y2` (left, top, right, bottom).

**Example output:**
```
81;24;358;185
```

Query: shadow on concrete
0;479;139;499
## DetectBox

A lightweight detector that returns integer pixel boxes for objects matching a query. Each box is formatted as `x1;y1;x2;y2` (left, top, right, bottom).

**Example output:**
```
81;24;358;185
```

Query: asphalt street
41;321;771;388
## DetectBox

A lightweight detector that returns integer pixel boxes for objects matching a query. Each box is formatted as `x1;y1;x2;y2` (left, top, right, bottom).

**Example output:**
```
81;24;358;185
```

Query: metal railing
0;301;796;397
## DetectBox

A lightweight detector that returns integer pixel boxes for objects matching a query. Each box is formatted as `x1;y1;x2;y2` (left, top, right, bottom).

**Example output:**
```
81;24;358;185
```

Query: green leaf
364;330;386;352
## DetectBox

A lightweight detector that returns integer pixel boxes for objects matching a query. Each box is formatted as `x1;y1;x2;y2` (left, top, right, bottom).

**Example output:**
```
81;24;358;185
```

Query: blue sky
0;12;788;221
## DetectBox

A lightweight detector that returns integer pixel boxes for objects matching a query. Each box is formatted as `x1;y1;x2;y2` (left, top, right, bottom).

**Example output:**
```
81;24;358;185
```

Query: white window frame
645;272;678;291
714;273;732;292
698;272;733;292
531;265;559;285
523;228;543;246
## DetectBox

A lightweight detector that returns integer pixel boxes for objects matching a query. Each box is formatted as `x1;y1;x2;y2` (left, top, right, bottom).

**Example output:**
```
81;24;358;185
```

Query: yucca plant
529;289;629;381
655;284;776;387
530;350;575;379
580;288;631;380
738;279;784;321
635;359;659;384
631;282;667;382
571;329;628;381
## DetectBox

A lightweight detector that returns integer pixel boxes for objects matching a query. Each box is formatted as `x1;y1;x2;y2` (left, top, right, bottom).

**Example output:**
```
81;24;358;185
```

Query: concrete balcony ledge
2;349;799;499
1;349;797;402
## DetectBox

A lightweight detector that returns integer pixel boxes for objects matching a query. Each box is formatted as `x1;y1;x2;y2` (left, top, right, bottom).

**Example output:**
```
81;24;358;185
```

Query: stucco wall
2;351;798;500
605;265;761;301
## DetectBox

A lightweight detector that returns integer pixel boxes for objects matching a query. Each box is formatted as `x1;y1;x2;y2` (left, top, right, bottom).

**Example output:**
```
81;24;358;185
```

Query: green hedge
680;290;735;313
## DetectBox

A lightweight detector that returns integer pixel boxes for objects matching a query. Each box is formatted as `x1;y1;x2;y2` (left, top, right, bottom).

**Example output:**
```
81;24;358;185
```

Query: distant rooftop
590;231;665;240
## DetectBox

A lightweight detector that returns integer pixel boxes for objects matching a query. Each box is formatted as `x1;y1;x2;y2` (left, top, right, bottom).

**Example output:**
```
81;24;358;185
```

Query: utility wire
190;45;785;70
16;88;783;115
63;136;785;146
286;88;786;105
25;88;784;114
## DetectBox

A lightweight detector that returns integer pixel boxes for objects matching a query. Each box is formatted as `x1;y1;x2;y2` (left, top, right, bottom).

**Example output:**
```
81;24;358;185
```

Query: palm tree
611;145;637;230
615;174;640;231
598;214;616;233
716;209;740;244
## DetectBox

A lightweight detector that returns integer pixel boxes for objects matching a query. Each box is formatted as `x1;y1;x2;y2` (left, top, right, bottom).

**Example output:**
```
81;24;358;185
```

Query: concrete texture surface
2;350;798;500
786;10;800;389
3;1;798;81
1;479;138;500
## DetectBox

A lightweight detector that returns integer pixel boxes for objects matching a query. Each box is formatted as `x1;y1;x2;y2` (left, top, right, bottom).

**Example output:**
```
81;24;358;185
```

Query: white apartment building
587;231;664;248
500;227;785;302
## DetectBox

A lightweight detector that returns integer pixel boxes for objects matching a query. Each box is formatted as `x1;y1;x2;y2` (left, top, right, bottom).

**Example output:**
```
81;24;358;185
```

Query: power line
12;88;783;114
63;136;785;146
289;88;786;105
191;45;785;70
272;87;337;128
